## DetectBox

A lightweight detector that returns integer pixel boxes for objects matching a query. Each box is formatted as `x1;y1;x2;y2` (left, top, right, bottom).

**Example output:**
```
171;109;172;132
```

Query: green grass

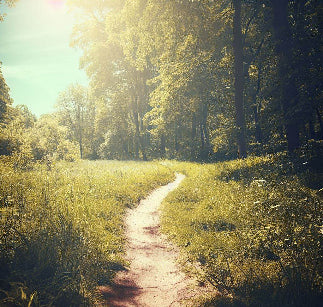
161;155;322;306
0;159;174;306
1;155;322;306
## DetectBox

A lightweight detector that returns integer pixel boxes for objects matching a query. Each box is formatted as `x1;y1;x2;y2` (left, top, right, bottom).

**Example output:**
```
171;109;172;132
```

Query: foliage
0;0;18;22
1;0;322;162
0;105;36;157
0;160;173;305
64;0;322;161
0;63;12;121
56;84;94;159
0;106;79;163
161;155;322;306
26;114;79;162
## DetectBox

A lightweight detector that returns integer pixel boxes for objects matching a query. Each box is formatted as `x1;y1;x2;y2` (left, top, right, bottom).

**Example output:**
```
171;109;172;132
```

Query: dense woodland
0;0;322;306
0;0;322;163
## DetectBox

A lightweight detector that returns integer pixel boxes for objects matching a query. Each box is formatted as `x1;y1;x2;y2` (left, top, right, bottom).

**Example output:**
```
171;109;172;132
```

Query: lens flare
47;0;64;10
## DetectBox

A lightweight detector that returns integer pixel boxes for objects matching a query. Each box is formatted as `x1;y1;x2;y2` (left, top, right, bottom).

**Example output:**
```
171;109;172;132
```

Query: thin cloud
0;0;87;116
2;61;78;80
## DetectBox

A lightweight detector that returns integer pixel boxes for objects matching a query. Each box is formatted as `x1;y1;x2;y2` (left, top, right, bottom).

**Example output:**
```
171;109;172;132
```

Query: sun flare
47;0;64;10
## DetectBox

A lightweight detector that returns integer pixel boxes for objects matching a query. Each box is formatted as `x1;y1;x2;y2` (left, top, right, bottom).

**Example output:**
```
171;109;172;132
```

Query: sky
0;0;88;117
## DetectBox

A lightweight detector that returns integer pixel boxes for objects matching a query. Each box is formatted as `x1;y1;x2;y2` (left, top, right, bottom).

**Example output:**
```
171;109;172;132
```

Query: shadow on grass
98;278;142;307
218;153;323;190
0;214;123;306
200;292;323;307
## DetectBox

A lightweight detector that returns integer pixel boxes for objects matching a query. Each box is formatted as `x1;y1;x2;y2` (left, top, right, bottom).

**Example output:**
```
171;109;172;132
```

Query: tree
69;0;151;160
56;84;89;159
26;114;78;161
0;0;17;153
66;0;322;161
0;63;12;122
271;0;300;153
0;104;35;156
233;0;247;158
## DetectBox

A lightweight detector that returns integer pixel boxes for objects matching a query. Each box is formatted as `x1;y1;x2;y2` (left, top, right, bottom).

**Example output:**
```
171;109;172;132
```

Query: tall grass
0;159;173;306
162;155;322;306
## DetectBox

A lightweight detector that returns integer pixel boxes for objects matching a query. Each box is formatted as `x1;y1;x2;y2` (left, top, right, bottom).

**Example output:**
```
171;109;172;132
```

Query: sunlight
47;0;65;10
0;1;321;305
0;0;87;116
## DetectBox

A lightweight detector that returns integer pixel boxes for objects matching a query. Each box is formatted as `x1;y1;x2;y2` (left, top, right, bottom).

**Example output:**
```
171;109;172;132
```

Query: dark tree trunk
140;138;147;161
316;108;323;140
233;0;247;158
200;103;211;160
200;123;205;149
253;65;262;143
132;97;140;159
160;134;166;158
174;122;179;153
308;120;316;140
79;137;83;159
272;0;300;153
253;106;262;143
191;113;197;160
77;105;83;159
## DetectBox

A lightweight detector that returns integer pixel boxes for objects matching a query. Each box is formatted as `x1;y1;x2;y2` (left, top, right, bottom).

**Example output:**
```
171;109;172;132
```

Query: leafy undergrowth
162;154;322;306
0;159;173;306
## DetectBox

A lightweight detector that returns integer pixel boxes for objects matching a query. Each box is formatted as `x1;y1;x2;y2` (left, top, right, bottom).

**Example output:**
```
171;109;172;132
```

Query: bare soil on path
98;173;205;307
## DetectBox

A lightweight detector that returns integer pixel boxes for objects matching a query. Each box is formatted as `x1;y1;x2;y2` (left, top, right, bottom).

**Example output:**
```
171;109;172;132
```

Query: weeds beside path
0;160;174;306
162;156;323;306
99;173;209;306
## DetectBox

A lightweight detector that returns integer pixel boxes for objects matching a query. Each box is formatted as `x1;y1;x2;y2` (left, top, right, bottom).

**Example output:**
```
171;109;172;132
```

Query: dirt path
98;173;201;306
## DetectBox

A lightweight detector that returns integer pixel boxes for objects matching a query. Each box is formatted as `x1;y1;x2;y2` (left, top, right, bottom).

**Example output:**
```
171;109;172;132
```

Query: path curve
99;173;198;306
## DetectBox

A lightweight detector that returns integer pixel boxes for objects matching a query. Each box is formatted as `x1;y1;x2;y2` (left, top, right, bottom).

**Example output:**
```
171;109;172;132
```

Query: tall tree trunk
253;65;262;143
79;137;83;159
253;106;262;144
191;113;197;160
272;0;300;153
139;130;147;161
174;121;179;153
77;105;83;159
133;101;147;161
200;123;205;150
200;103;211;160
316;108;323;140
308;120;316;140
132;96;140;159
136;71;149;161
233;0;247;158
160;134;166;158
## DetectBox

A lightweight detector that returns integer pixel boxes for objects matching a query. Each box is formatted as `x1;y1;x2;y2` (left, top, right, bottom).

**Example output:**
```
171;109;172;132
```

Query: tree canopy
64;0;322;161
1;0;322;161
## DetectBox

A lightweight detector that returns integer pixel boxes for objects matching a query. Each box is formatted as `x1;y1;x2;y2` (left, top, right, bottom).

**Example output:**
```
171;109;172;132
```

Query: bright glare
0;0;87;116
47;0;65;10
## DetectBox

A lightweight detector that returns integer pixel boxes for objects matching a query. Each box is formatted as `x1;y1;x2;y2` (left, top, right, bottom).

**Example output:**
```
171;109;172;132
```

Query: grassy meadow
162;154;322;306
0;154;322;306
0;158;174;306
1;1;322;306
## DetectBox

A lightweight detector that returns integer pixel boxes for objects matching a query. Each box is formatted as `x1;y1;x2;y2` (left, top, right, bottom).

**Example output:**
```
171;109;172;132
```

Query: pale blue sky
0;0;88;117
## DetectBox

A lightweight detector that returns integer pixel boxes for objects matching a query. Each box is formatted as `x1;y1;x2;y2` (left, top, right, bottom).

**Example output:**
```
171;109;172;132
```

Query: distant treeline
1;0;322;162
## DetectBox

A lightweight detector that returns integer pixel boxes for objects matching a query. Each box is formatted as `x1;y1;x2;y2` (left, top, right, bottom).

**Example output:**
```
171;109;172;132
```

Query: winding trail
98;173;200;306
